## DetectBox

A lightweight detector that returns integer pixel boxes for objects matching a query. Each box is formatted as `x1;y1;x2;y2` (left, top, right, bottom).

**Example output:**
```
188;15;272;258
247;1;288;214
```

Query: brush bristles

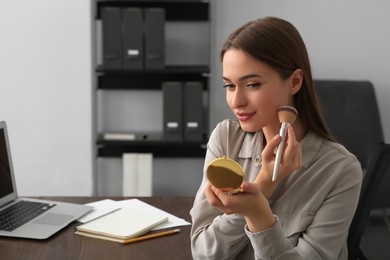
278;106;298;124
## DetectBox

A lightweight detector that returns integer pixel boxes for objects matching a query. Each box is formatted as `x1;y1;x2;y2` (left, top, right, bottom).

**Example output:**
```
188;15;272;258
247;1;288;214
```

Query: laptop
0;121;92;239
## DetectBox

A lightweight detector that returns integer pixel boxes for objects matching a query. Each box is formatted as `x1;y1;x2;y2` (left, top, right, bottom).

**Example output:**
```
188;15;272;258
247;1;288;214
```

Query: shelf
97;66;210;90
96;65;209;74
96;0;209;21
97;140;207;157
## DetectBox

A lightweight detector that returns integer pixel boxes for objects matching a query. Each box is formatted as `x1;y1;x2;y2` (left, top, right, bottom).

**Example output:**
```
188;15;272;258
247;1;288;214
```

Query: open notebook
75;207;168;243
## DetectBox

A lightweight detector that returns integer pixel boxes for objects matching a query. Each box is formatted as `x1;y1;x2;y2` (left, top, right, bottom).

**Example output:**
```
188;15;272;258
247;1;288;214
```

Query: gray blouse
190;119;362;259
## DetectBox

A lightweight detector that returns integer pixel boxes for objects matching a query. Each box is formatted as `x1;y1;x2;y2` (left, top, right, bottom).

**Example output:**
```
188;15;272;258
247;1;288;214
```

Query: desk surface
0;197;194;260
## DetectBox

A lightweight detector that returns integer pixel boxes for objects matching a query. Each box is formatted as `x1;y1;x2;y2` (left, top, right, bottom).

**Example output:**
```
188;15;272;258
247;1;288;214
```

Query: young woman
190;17;362;259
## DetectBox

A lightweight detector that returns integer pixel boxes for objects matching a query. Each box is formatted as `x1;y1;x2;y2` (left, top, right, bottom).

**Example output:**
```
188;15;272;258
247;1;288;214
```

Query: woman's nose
230;88;246;109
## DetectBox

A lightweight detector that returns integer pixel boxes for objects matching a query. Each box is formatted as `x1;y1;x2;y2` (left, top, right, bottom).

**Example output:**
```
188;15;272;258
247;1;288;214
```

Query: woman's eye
247;83;261;88
223;83;235;89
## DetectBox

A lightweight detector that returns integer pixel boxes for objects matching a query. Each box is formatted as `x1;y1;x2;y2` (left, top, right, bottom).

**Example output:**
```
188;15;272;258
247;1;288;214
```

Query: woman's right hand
255;127;302;197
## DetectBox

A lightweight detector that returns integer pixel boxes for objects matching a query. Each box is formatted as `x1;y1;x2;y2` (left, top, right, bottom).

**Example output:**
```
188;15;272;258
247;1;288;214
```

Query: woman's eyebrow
222;73;261;82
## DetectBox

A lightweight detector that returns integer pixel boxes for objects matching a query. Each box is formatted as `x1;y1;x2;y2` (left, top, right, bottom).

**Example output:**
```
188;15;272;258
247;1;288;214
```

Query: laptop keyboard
0;200;56;231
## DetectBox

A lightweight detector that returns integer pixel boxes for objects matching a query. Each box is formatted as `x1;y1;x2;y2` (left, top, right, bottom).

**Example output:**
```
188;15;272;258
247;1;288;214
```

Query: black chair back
347;143;390;260
314;80;383;169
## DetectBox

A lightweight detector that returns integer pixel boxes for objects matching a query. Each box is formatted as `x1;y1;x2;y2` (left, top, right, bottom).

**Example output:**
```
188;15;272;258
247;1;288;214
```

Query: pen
122;229;180;245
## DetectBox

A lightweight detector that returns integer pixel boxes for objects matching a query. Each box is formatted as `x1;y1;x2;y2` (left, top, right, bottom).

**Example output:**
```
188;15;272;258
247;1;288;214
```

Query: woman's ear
289;69;303;95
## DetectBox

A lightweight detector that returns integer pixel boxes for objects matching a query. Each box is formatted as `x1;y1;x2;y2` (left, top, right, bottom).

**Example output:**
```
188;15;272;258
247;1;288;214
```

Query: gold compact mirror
206;156;244;195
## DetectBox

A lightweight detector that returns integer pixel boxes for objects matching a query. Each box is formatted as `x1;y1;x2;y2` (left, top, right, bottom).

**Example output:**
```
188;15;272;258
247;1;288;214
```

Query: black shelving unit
93;0;210;158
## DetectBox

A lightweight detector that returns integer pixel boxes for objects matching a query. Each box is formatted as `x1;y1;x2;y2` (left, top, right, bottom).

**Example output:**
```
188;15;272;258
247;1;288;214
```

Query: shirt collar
300;131;323;168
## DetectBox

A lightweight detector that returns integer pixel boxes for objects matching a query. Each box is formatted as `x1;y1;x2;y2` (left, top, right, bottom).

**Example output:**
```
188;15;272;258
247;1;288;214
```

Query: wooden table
0;197;194;260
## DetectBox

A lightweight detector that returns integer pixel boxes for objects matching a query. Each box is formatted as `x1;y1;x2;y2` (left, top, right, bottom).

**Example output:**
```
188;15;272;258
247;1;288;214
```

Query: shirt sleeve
245;217;322;259
191;197;251;259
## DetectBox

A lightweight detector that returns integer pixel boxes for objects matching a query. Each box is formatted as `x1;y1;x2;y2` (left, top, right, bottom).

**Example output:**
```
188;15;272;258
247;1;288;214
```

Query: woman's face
223;49;293;133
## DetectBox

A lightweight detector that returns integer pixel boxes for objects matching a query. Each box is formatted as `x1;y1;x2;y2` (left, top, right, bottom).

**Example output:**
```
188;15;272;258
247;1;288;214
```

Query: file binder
184;82;204;142
162;82;183;142
144;8;165;70
123;153;153;196
137;153;153;196
122;8;143;70
101;7;122;70
123;153;137;196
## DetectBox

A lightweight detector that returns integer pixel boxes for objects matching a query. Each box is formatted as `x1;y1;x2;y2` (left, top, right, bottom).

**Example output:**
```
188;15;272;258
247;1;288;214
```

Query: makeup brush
272;106;298;182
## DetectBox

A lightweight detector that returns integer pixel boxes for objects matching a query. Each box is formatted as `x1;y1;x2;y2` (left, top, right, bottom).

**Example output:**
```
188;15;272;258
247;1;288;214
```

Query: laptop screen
0;126;15;199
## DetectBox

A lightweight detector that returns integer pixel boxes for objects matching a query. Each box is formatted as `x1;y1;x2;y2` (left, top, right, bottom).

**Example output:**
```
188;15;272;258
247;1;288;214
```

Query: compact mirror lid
206;156;244;192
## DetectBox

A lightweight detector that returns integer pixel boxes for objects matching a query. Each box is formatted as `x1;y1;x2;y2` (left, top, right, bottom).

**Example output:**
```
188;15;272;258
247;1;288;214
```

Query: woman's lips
235;112;255;122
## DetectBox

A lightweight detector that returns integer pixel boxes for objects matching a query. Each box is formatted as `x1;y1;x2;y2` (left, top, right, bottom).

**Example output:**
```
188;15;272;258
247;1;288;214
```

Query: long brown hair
221;17;334;141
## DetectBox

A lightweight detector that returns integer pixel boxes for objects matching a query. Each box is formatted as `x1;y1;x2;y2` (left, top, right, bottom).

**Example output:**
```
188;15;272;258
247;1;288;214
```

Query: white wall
0;1;93;196
210;0;390;145
1;0;389;196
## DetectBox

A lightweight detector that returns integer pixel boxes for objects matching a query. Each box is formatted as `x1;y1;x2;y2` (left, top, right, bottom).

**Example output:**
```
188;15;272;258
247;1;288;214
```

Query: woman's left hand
204;181;262;215
205;181;275;231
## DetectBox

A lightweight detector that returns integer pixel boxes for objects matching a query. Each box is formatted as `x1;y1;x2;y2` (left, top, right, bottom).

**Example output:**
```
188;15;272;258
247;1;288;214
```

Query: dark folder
184;82;204;142
162;82;183;142
122;8;143;70
101;7;122;70
144;8;165;70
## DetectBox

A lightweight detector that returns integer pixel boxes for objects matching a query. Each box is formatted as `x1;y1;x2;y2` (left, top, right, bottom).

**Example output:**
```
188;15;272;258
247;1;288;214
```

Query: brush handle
272;122;290;182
